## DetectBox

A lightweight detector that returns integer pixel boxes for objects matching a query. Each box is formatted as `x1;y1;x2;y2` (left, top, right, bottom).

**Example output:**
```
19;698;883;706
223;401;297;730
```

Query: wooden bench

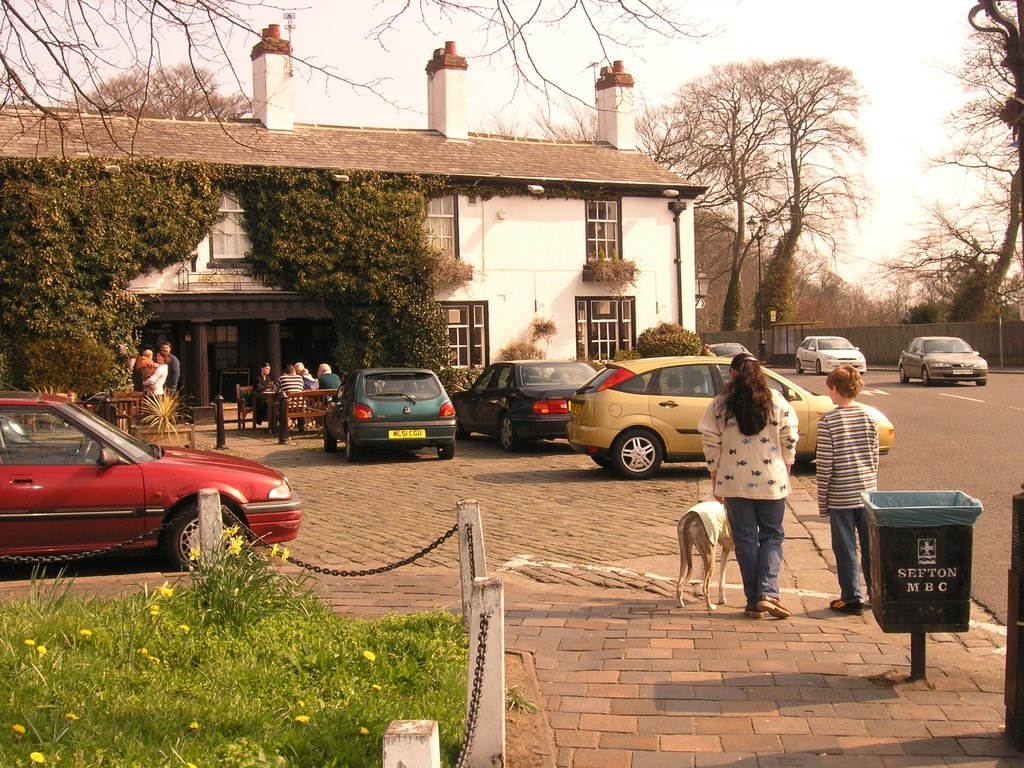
236;385;254;429
268;389;336;432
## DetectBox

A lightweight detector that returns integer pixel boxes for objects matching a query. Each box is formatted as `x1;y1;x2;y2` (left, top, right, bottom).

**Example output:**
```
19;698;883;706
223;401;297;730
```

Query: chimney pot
445;41;457;55
266;24;280;39
613;60;624;73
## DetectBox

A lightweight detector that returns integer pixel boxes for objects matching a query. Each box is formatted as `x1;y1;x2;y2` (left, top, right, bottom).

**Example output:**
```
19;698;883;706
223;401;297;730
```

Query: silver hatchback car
898;336;987;386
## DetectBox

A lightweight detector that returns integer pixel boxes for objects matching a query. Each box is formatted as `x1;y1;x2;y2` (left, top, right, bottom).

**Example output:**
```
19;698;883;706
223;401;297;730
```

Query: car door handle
10;475;33;484
657;400;679;408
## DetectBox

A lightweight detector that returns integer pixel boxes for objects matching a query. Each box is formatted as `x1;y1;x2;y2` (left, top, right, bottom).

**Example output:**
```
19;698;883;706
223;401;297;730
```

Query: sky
226;0;979;284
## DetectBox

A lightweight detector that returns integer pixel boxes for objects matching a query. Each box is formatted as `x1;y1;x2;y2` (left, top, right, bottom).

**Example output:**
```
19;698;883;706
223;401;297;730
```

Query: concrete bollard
198;488;223;563
277;390;289;445
382;720;440;768
466;577;505;767
457;499;487;628
213;395;226;449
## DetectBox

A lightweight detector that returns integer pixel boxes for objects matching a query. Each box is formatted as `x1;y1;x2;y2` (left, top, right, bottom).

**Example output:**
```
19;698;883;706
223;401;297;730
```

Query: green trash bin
864;491;983;634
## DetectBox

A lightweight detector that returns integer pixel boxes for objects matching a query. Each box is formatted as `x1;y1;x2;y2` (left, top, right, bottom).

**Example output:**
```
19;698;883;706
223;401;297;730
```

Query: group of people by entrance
251;362;341;427
699;354;879;619
132;342;181;396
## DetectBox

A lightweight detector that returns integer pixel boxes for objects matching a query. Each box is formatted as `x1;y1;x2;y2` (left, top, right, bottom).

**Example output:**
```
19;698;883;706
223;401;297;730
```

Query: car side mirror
785;387;798;402
98;447;122;468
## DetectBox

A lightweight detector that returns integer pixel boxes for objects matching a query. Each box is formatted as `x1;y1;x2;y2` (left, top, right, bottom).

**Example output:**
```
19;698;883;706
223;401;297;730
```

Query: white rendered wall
427;69;468;140
252;54;293;132
437;194;696;362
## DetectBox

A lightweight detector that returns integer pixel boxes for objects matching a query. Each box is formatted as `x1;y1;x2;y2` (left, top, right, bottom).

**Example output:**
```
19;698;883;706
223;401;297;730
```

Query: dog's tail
678;518;695;582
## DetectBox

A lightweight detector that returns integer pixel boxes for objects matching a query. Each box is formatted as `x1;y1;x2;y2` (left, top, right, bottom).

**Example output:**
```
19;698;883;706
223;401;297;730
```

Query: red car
0;392;301;569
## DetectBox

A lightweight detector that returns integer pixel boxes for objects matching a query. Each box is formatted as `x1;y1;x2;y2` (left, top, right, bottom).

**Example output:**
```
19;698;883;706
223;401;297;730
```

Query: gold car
567;356;894;479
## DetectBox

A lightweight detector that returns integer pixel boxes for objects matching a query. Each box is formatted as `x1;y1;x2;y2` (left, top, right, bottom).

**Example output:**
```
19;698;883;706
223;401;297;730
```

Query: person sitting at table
277;364;307;431
317;363;341;390
253;362;276;427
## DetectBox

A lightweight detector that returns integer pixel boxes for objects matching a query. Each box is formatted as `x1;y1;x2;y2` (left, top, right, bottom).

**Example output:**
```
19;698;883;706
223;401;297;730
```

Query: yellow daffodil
227;536;243;556
178;624;190;633
23;639;35;647
36;645;47;658
188;721;200;731
372;684;381;691
65;713;78;721
78;629;92;638
30;753;45;764
12;724;26;735
158;582;174;598
225;524;240;538
148;656;161;664
297;700;305;708
294;715;310;725
270;543;279;558
138;648;148;656
187;763;198;768
359;726;369;736
280;547;290;562
188;547;201;561
362;650;376;663
149;604;161;617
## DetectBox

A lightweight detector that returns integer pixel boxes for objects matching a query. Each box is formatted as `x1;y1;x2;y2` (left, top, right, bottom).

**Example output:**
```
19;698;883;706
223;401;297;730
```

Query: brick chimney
426;41;468;140
595;60;635;151
251;24;293;131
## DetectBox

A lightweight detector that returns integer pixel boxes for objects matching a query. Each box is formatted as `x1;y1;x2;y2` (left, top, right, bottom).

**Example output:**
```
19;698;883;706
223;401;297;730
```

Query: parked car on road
451;360;596;451
795;335;867;374
706;342;751;357
323;368;456;461
567;357;894;479
0;392;302;569
899;336;988;386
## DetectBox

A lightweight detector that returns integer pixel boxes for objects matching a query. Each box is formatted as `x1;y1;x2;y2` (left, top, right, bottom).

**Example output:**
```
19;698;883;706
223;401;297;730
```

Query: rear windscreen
363;372;442;400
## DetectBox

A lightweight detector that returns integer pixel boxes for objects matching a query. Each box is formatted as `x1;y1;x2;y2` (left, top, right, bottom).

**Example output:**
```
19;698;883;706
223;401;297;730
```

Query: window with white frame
576;296;634;361
586;200;619;262
210;192;251;262
426;196;458;258
442;302;487;368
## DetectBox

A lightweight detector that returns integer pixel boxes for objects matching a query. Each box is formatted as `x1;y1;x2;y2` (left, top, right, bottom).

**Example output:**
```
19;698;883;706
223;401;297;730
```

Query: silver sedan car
898;336;987;386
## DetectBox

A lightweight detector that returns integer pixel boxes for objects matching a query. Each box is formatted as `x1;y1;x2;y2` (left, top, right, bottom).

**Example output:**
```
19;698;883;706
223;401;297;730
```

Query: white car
795;336;867;375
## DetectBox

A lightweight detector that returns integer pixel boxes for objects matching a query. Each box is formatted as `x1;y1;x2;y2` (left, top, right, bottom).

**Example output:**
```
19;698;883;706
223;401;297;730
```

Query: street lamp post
746;216;768;362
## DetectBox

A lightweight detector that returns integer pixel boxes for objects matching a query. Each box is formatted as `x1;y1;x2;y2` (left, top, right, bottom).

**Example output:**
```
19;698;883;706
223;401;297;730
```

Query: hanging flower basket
428;252;473;291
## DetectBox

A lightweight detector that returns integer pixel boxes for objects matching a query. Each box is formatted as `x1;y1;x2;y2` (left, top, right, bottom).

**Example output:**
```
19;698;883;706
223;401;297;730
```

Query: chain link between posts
0;516;178;565
454;610;491;768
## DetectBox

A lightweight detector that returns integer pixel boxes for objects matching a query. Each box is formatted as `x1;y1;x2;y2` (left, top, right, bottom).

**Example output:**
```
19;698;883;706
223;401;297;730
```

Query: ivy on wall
0;159;462;391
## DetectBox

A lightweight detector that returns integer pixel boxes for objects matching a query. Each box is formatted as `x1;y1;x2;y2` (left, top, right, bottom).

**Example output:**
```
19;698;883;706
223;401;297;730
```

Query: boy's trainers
744;605;768;619
829;599;865;615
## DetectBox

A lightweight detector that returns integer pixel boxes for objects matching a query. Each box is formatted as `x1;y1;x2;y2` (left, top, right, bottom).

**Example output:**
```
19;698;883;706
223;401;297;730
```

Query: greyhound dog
676;499;734;611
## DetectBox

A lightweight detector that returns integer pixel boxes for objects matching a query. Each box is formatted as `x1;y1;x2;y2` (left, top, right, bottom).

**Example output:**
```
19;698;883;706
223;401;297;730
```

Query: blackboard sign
219;368;251;401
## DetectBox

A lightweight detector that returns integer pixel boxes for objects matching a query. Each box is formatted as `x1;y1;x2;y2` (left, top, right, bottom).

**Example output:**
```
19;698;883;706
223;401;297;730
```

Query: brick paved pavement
3;424;1017;766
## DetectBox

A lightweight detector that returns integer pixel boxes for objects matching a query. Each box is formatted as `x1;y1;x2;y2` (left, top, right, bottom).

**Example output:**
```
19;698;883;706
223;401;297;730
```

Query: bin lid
861;490;982;527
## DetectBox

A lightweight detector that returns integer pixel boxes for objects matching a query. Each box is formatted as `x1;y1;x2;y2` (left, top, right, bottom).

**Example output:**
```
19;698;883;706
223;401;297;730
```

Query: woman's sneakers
744;604;768;619
756;596;792;619
829;598;866;615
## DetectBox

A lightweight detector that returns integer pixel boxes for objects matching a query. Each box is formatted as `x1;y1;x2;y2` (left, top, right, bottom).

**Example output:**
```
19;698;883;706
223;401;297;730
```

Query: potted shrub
581;250;638;293
427;249;473;291
137;391;195;447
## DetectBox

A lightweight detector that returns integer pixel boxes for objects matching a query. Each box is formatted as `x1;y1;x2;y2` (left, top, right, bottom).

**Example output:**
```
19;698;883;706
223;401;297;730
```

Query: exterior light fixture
695;272;711;309
102;164;121;174
662;189;680;198
526;184;544;195
333;173;350;182
746;216;769;362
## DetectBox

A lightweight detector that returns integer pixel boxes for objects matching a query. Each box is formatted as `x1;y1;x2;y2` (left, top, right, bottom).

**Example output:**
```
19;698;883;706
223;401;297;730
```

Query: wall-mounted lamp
526;184;544;195
102;164;121;174
662;189;680;198
497;209;509;220
695;272;711;309
333;173;350;182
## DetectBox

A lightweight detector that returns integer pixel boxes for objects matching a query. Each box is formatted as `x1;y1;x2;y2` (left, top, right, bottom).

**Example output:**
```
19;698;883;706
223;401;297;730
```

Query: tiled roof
0;109;702;195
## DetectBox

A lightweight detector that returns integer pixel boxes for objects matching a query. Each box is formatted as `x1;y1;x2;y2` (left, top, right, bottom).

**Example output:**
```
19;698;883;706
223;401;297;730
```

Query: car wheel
323;427;338;453
815;360;822;375
590;455;614;471
344;427;362;462
498;413;521;452
976;379;987;387
899;364;909;383
162;502;202;571
455;415;469;440
921;366;932;386
795;358;803;374
437;439;456;460
611;428;663;480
